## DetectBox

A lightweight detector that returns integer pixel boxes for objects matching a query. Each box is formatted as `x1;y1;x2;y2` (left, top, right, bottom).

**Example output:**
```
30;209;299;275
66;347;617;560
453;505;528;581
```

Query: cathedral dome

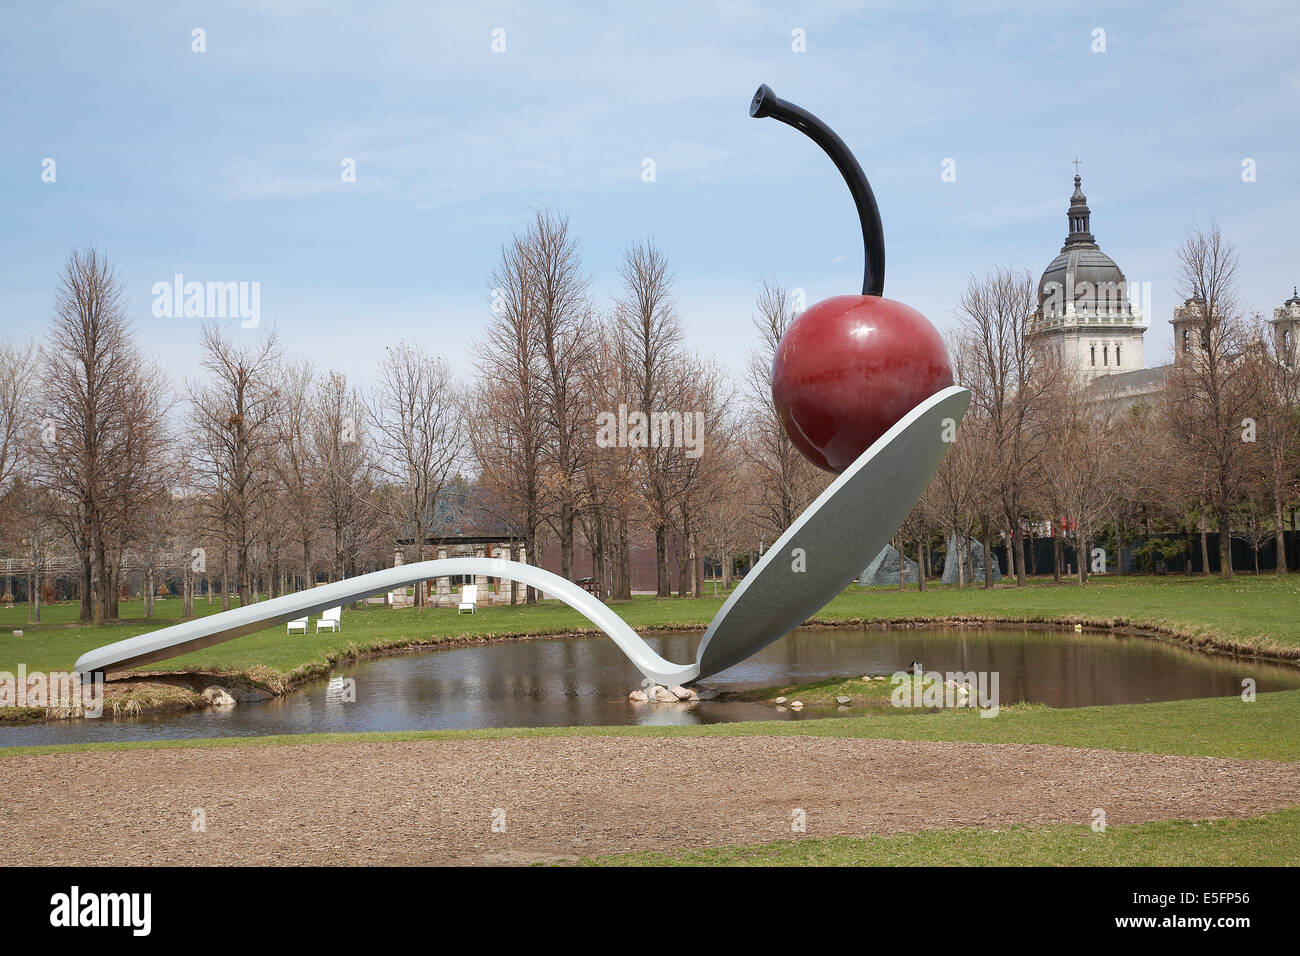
1036;174;1133;318
1037;247;1128;303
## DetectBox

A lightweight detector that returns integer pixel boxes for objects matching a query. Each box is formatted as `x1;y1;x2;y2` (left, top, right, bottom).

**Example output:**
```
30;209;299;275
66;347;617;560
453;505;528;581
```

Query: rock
233;686;272;703
774;696;788;704
628;689;648;702
835;695;851;705
789;700;804;709
670;685;698;701
859;544;919;586
861;675;872;682
939;535;1002;584
201;686;236;707
875;676;887;681
652;685;679;703
694;688;719;701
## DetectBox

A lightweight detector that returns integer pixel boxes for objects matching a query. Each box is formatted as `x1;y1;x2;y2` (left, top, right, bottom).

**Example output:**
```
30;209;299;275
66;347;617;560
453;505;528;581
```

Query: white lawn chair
457;584;478;614
316;606;342;632
287;617;308;634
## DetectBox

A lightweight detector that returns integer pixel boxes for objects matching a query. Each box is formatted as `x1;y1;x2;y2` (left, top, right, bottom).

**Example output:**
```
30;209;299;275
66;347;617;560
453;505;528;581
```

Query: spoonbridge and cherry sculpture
76;85;970;688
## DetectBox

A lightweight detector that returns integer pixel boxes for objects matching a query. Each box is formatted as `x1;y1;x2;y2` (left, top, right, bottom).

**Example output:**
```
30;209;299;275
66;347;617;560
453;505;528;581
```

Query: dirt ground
3;735;1298;865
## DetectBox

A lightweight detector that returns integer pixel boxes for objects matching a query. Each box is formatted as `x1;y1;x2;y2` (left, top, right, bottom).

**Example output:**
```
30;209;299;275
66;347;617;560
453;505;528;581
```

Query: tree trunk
1053;532;1063;583
1274;484;1289;574
221;547;231;611
691;532;702;598
525;527;538;604
981;517;993;589
655;524;670;597
617;517;631;600
79;554;92;623
1199;516;1211;576
916;532;926;592
560;503;574;582
1218;508;1233;581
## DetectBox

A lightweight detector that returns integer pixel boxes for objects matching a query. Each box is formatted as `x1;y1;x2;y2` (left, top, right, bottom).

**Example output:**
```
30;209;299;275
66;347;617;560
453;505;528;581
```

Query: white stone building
1029;174;1147;380
1029;172;1297;408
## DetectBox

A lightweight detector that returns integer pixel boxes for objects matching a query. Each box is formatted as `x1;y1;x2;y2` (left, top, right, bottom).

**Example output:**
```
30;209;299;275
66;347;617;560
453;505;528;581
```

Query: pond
5;625;1299;747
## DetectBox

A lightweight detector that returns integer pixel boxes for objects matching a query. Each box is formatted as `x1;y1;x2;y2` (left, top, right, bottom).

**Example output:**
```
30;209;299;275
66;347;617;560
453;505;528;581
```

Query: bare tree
368;343;463;606
473;226;550;602
955;267;1054;586
36;248;168;623
1163;223;1254;580
743;278;825;540
188;324;281;606
1242;314;1300;573
526;209;595;582
312;370;375;582
0;342;36;494
614;238;685;597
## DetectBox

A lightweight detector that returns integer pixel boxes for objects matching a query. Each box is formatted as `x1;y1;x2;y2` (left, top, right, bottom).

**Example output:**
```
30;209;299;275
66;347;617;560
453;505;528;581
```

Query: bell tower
1272;288;1300;365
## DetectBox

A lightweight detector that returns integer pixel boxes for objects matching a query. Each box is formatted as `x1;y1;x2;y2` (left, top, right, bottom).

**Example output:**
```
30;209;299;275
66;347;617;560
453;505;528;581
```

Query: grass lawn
2;573;1299;681
571;806;1300;866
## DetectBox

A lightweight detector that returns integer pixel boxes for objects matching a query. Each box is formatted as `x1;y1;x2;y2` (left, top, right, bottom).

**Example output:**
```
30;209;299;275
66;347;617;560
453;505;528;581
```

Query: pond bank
9;608;1299;724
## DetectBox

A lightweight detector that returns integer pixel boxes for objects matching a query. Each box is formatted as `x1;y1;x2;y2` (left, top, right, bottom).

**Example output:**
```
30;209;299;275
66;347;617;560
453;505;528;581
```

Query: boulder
652;685;679;703
789;700;804;709
694;688;719;701
835;695;851;705
939;535;1002;584
774;696;788;704
628;689;648;702
670;685;698;701
859;544;919;586
201;686;236;707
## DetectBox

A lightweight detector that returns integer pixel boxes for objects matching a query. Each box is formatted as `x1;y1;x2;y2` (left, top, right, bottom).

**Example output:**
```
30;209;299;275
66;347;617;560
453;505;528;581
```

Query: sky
2;0;1297;386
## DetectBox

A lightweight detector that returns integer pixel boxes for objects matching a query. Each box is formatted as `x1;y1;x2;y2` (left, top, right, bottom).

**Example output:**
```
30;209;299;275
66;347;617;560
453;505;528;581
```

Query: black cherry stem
750;83;885;297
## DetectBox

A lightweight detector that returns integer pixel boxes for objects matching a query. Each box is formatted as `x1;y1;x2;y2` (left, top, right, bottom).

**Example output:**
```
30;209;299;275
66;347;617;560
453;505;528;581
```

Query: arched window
1103;345;1109;366
1182;329;1190;352
1090;344;1096;366
1116;344;1122;365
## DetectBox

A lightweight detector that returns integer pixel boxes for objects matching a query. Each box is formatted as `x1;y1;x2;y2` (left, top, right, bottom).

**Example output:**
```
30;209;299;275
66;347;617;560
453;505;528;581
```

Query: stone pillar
498;544;512;605
474;548;488;605
518;544;535;601
393;546;404;567
436;548;449;606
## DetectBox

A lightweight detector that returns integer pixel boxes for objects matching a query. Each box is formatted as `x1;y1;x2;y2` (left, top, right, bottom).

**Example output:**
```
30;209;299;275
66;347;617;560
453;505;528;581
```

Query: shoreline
7;608;1299;725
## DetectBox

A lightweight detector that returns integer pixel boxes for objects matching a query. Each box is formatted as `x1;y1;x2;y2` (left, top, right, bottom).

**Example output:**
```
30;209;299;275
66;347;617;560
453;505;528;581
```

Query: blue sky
2;0;1297;383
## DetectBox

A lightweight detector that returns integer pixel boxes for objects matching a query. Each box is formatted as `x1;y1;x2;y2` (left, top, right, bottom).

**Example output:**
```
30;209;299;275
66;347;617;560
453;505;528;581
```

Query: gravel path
3;736;1297;865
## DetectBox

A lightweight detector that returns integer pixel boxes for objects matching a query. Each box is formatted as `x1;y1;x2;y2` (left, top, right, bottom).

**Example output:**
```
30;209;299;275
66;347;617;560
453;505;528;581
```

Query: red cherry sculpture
751;84;953;474
772;295;953;473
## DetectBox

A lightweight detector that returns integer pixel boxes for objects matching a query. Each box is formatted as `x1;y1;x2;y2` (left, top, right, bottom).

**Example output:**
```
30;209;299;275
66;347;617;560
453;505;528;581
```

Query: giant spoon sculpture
76;86;970;689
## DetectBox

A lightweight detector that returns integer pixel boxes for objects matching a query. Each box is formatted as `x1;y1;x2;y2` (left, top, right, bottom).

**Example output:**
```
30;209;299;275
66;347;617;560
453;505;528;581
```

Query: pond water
5;626;1299;747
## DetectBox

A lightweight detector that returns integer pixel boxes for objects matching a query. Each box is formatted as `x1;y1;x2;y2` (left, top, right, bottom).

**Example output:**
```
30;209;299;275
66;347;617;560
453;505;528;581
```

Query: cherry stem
750;83;885;297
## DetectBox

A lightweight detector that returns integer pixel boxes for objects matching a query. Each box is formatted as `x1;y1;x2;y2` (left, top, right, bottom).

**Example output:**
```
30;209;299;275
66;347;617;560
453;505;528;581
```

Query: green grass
570;806;1300;866
2;574;1299;682
6;688;1298;762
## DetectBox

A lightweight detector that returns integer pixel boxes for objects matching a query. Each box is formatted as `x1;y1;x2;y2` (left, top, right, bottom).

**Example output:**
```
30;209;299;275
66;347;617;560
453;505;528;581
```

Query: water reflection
5;626;1298;747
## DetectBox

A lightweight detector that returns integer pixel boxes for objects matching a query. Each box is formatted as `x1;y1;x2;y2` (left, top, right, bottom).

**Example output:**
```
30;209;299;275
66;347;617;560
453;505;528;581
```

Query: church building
1028;171;1297;409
